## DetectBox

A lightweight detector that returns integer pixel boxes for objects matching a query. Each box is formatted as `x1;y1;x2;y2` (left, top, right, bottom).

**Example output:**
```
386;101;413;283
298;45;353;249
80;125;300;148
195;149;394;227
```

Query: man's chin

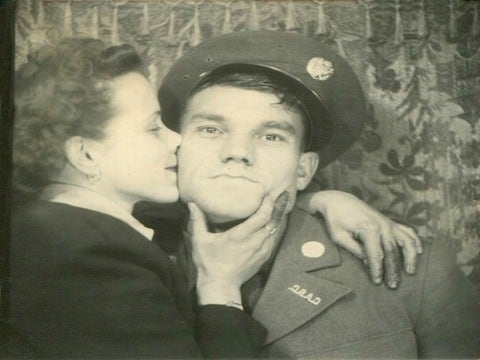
205;213;243;224
205;206;257;224
180;185;265;224
199;199;261;224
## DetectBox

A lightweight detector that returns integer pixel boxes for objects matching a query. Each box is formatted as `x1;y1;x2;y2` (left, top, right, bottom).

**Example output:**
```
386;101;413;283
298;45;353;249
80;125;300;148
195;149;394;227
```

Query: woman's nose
166;127;182;151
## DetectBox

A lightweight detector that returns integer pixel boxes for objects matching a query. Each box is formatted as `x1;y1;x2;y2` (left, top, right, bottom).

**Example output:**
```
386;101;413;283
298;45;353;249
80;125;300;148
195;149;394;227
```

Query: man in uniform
158;31;479;358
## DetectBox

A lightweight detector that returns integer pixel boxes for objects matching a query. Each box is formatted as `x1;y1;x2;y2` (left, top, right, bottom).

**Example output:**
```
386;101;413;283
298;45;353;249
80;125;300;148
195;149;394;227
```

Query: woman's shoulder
10;200;170;267
13;200;107;226
13;200;69;227
11;200;137;242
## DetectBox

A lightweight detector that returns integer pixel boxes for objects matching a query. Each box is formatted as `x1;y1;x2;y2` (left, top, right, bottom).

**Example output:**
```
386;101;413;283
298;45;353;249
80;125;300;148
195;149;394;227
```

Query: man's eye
260;133;285;142
198;126;222;136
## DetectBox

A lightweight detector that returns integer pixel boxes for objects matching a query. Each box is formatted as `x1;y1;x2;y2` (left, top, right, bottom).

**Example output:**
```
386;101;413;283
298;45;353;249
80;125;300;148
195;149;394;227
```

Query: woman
10;38;285;358
8;39;419;358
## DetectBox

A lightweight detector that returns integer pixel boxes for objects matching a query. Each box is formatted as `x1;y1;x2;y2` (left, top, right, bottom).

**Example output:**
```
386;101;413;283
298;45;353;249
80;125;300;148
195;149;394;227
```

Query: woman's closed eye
147;111;164;135
148;125;163;135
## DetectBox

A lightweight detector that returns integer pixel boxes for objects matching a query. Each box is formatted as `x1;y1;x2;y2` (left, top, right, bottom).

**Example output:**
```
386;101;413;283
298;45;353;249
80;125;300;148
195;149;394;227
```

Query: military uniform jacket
252;208;479;359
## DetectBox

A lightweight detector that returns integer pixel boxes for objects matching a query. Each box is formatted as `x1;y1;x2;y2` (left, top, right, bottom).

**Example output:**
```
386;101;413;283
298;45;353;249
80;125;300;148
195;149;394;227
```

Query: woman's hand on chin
188;192;289;307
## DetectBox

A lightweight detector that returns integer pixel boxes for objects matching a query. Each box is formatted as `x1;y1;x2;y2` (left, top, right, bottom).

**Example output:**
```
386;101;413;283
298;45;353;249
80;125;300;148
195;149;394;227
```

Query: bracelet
225;301;244;311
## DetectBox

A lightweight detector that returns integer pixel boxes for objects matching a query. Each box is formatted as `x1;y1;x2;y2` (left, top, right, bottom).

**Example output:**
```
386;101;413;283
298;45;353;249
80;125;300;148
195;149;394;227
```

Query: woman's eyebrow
146;110;162;123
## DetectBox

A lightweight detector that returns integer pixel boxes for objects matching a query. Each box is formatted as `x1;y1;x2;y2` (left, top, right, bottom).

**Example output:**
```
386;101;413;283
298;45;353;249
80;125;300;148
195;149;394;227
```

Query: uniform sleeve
195;305;267;359
414;242;480;358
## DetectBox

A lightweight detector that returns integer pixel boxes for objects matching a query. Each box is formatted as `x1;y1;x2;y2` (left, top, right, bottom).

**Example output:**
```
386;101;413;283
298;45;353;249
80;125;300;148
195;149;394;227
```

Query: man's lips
210;174;259;183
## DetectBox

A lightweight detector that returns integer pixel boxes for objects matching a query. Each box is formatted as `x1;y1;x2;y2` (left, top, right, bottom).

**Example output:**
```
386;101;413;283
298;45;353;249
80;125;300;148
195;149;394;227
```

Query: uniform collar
252;207;351;345
279;206;342;272
41;183;154;241
179;207;343;289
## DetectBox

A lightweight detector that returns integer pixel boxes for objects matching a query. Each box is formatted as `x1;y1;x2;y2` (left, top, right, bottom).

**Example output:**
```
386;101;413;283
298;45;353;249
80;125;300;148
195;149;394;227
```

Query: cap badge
306;57;334;81
301;241;326;258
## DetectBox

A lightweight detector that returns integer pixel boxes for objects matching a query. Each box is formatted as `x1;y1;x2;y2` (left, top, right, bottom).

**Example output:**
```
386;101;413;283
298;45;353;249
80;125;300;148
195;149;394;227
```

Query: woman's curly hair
13;38;146;193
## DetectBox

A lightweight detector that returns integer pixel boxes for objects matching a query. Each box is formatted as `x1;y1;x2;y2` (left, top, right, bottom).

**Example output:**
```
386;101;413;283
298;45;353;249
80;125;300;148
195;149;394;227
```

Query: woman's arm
188;193;288;358
8;204;267;359
297;190;422;289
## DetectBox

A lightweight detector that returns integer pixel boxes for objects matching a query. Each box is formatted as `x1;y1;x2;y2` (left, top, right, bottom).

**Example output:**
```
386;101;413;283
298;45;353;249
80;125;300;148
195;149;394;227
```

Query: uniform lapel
253;208;352;345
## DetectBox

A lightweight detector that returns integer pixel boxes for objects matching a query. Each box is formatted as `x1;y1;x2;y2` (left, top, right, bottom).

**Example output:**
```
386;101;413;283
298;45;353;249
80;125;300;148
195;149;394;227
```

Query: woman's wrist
298;190;357;216
297;191;329;215
196;278;242;307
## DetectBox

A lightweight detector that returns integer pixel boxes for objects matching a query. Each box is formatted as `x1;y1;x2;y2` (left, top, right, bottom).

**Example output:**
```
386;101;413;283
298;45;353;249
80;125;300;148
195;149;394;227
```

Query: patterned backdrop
14;0;479;281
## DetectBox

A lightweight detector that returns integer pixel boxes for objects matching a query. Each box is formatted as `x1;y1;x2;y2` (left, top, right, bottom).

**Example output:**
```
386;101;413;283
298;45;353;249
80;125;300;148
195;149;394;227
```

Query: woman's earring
87;170;101;183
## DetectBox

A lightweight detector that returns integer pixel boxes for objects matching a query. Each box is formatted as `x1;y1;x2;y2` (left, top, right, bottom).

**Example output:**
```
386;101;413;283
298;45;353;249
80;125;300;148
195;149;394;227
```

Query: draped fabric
14;0;479;282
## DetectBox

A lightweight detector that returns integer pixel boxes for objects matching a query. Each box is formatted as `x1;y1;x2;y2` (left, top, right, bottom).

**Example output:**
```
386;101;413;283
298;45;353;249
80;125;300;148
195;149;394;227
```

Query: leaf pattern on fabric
15;0;479;281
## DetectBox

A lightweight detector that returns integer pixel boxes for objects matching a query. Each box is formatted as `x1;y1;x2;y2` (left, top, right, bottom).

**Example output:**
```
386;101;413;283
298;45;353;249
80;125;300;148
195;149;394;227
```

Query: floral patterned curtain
15;0;479;282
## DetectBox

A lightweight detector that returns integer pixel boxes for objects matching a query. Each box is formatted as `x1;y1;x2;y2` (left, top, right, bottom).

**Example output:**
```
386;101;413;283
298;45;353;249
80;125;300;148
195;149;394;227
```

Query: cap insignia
306;57;334;81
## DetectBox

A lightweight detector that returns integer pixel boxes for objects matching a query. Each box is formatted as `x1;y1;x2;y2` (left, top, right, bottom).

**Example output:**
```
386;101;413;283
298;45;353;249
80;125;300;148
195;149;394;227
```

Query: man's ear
64;136;102;176
296;152;319;191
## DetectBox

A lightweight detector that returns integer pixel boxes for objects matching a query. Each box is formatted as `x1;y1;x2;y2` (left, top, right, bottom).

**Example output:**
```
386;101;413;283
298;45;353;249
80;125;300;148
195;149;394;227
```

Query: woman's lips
165;164;178;172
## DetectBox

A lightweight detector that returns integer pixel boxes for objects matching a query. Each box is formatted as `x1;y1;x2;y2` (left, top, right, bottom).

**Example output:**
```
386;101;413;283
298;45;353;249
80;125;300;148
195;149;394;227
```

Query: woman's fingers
264;191;289;232
393;225;420;274
330;230;366;260
380;226;401;289
230;192;289;240
271;191;290;225
397;224;422;254
229;195;274;239
359;222;402;289
356;224;384;285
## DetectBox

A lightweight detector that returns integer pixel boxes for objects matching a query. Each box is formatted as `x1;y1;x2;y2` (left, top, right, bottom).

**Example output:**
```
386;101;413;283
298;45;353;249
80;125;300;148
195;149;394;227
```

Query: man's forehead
182;87;302;122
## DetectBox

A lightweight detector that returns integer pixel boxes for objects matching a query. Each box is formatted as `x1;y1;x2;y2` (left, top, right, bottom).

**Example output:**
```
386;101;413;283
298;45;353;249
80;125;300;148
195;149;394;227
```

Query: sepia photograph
1;0;479;358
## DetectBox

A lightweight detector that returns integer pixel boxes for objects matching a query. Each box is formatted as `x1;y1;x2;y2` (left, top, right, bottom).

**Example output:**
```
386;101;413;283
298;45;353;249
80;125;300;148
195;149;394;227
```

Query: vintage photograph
1;0;479;358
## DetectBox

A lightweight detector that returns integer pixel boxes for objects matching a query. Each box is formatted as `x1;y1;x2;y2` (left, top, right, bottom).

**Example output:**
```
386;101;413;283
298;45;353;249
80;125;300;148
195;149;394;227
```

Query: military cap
158;31;367;167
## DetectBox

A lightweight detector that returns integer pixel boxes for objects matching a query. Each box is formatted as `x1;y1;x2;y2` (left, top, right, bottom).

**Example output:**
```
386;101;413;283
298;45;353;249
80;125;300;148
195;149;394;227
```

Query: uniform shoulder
417;240;463;281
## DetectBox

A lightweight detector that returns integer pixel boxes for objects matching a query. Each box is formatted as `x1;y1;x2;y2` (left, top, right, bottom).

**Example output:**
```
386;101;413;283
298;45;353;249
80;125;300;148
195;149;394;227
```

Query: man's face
177;85;318;224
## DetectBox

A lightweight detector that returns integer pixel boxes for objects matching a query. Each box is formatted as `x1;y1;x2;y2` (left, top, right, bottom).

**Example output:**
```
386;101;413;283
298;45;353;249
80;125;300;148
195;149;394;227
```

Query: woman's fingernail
359;252;366;259
389;280;398;289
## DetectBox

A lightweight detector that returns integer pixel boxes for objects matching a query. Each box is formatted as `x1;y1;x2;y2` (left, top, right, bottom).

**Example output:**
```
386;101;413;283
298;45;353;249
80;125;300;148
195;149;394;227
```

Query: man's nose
219;134;254;165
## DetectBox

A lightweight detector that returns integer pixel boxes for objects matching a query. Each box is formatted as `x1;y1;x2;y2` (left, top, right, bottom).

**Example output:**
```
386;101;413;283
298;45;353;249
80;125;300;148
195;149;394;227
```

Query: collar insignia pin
288;284;321;305
302;241;325;258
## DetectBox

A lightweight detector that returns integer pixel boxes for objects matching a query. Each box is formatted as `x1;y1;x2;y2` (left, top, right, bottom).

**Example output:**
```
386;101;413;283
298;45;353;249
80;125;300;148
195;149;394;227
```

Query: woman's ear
64;136;102;176
296;152;319;191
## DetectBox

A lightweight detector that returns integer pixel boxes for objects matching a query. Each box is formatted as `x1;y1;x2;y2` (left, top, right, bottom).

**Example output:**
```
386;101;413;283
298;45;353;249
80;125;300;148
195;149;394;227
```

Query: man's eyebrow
189;112;226;123
261;121;297;135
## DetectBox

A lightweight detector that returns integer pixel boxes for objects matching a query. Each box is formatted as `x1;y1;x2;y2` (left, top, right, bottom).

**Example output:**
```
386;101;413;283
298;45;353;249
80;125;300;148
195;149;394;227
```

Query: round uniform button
301;241;325;258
